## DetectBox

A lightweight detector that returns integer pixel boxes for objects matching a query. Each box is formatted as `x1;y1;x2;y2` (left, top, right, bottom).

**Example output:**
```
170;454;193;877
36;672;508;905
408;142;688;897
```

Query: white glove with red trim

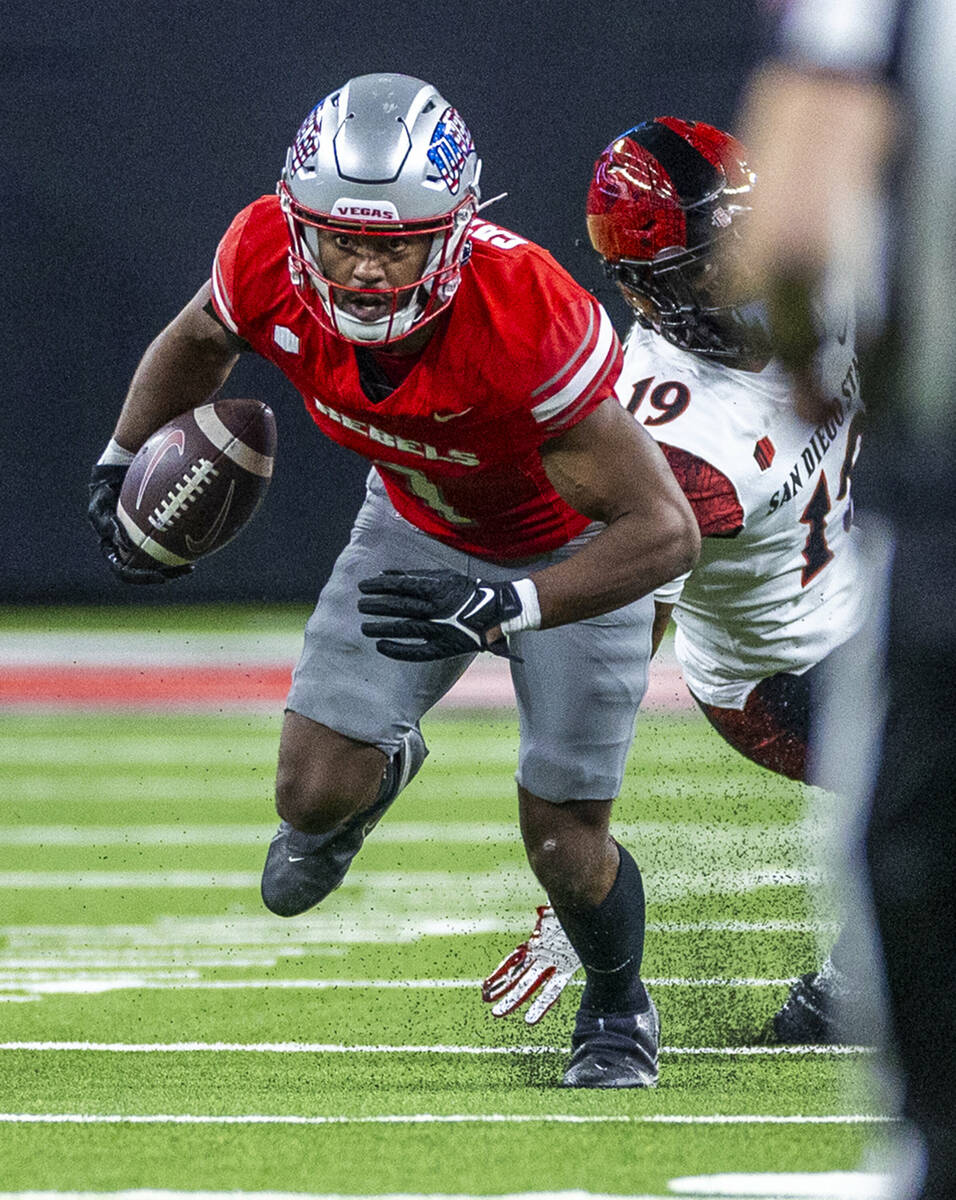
481;905;582;1024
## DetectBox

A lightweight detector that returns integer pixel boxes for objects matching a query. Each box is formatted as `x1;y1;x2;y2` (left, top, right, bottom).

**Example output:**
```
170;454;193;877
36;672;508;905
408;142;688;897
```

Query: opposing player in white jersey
482;118;866;1043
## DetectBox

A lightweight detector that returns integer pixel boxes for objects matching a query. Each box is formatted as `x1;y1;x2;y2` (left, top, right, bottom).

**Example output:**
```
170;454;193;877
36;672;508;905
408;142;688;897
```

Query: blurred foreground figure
485;117;869;1045
739;2;956;1196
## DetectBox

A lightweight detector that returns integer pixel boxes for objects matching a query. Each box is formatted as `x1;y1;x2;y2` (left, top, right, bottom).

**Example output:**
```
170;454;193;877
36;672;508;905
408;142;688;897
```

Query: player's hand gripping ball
90;398;276;583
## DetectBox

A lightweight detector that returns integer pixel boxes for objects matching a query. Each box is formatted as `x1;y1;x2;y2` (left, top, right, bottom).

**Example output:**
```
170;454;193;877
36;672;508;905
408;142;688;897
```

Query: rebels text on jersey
210;196;621;560
618;324;865;708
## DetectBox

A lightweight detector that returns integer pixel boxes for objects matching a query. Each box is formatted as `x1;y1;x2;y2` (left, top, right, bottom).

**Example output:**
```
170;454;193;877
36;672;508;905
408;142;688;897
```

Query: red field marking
0;661;692;711
0;665;294;708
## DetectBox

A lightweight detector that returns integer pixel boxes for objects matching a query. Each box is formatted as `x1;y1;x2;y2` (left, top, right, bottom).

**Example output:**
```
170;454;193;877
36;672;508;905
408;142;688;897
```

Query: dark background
1;0;767;605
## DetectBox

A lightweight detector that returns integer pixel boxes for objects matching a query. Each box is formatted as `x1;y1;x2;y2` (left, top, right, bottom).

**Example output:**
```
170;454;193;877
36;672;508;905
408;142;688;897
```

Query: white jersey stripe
544;348;619;432
530;305;596;398
531;306;616;424
210;256;239;334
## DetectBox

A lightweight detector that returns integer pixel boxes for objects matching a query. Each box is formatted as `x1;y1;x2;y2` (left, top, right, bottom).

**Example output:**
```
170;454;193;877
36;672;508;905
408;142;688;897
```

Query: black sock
550;843;649;1014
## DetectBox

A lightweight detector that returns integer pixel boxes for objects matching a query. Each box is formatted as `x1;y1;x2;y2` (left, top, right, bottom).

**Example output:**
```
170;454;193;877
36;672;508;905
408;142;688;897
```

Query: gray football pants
286;471;653;802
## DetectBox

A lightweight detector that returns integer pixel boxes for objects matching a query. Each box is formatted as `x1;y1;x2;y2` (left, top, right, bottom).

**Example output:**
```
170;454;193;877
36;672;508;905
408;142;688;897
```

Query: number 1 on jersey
383;462;474;526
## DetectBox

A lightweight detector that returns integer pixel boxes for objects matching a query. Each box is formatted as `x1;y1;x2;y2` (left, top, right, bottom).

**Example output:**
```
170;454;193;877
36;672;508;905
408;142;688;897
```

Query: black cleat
768;958;859;1044
561;998;660;1088
260;727;426;918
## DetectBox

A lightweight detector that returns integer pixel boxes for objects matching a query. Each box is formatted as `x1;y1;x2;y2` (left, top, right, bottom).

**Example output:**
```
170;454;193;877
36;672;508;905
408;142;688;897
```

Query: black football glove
87;462;193;585
357;569;525;661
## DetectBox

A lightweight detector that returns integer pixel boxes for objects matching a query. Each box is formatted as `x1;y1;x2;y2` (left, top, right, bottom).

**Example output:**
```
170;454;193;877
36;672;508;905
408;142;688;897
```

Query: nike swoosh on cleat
287;855;306;863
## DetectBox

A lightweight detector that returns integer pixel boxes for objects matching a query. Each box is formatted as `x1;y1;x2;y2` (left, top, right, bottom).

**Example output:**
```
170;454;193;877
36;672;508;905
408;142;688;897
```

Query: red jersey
210;196;621;560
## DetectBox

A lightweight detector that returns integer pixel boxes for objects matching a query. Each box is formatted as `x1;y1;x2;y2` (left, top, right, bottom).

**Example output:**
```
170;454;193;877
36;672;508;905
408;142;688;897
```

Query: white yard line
0;821;810;847
0;974;796;993
0;917;835;941
0;871;266;888
0;867;819;894
0;1112;892;1126
670;1172;892;1198
0;1041;873;1055
0;1183;894;1200
0;1193;675;1200
0;977;796;990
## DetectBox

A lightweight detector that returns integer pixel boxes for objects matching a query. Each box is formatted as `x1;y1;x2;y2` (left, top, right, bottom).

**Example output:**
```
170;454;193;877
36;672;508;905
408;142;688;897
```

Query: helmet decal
426;108;475;195
289;103;324;176
329;198;401;222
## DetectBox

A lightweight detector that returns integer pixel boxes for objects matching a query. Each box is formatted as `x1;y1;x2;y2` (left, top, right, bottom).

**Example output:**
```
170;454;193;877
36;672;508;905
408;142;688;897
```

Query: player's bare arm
112;282;241;452
533;397;700;627
357;400;699;661
88;281;244;584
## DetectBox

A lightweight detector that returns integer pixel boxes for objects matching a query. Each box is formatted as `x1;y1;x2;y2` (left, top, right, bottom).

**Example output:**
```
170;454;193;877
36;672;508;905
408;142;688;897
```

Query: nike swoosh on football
136;429;186;510
185;479;236;554
433;407;473;422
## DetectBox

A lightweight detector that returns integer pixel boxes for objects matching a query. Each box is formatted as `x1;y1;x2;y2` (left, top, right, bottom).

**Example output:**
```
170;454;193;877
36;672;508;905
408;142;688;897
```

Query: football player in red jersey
87;74;699;1088
484;118;870;1046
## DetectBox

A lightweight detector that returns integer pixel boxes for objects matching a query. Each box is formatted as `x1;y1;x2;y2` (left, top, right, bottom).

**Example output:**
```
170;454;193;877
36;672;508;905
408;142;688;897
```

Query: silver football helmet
278;73;482;345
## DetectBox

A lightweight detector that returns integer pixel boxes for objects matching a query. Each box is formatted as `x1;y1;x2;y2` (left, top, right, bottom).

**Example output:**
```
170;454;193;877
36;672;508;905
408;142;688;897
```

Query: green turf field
0;628;892;1198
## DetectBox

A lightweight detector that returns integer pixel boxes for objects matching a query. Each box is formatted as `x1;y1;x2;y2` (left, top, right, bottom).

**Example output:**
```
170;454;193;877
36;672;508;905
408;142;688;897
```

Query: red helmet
586;117;768;366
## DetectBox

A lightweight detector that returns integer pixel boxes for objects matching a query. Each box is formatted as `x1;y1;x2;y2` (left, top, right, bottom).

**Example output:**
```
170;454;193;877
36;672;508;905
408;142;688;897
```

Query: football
116;397;276;568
